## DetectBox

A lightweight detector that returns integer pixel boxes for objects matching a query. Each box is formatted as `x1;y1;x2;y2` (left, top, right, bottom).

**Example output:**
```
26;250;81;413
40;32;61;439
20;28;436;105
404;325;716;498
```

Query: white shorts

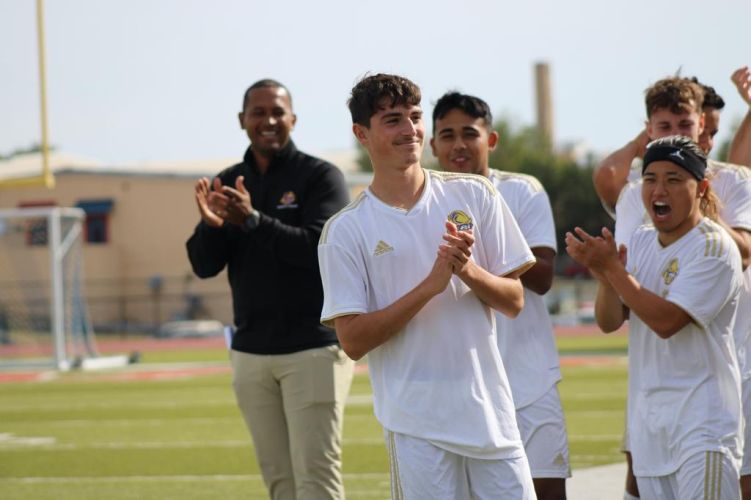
384;430;535;500
516;384;571;478
741;377;751;476
636;450;740;500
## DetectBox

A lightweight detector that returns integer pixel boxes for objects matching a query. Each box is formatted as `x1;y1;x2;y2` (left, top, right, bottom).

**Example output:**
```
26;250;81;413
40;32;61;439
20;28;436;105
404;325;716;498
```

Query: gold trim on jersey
697;220;725;258
504;258;537;278
320;311;367;329
319;192;367;245
387;431;404;500
489;169;545;193
430;170;497;196
703;450;723;499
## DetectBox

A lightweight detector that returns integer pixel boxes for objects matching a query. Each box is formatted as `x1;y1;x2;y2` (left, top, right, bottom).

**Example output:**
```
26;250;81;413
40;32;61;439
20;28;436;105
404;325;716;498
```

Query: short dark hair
242;79;292;110
432;92;493;132
688;77;725;111
644;77;704;118
348;73;421;127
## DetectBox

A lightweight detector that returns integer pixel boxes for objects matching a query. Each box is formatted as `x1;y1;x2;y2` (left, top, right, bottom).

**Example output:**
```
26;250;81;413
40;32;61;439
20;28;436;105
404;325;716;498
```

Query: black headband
642;143;706;180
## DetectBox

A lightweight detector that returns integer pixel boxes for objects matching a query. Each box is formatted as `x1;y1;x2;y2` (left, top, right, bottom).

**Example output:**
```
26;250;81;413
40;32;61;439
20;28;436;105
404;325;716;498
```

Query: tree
355;142;372;172
713;117;739;162
489;118;612;274
0;143;56;161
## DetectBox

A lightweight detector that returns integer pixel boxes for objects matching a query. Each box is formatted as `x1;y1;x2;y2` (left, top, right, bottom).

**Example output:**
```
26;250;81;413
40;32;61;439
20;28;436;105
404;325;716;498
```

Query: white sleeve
615;183;646;247
719;174;751;231
666;252;740;330
318;241;368;327
482;189;535;277
516;187;557;252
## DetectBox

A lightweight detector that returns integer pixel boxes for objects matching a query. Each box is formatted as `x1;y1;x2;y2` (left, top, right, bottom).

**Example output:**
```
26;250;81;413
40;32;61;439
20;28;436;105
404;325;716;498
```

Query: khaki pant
231;345;354;500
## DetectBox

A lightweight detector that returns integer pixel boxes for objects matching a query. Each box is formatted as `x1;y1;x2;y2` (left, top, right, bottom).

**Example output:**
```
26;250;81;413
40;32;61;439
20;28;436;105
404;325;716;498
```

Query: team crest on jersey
277;191;298;209
661;258;679;285
447;210;473;231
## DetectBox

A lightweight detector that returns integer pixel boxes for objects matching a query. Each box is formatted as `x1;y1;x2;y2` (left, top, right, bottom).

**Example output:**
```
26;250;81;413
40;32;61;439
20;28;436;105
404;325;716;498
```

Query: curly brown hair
644;77;704;118
348;73;421;127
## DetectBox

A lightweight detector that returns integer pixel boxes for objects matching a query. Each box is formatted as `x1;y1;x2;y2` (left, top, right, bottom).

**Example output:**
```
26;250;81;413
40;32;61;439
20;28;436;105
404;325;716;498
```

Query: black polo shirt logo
277;191;299;209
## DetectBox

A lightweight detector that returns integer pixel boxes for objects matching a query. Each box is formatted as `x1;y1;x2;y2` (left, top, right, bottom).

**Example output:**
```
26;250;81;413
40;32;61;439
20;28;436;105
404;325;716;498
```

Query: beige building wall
0;170;371;332
0;172;233;329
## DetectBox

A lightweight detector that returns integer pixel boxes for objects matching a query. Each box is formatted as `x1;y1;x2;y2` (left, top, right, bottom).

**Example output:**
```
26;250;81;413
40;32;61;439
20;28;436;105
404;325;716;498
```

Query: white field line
1;394;374;413
568;434;622;441
0;400;236;411
5;413;378;430
571;455;625;467
7;417;243;427
3;461;626;484
562;410;623;417
0;435;387;450
562;392;626;400
0;437;620;451
2;472;392;484
0;432;383;451
0;433;621;451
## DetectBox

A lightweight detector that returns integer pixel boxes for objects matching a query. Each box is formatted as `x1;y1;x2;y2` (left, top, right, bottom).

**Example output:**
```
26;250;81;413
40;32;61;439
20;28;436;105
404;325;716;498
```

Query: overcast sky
2;0;749;165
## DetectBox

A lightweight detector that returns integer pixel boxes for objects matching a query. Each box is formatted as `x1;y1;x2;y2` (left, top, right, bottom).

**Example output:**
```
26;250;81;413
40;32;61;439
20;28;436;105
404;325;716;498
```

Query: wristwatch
244;209;261;230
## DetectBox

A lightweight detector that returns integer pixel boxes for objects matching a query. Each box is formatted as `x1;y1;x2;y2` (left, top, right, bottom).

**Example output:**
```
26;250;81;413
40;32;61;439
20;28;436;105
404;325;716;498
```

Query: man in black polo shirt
186;79;353;500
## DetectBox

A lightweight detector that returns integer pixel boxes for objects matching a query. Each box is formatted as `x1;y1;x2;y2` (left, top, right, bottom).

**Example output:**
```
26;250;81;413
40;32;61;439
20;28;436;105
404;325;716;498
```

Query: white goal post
0;207;127;371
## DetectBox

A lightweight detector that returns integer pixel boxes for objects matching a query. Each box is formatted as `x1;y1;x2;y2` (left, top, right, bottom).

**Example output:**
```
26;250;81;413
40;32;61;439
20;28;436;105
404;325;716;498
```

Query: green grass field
0;332;628;499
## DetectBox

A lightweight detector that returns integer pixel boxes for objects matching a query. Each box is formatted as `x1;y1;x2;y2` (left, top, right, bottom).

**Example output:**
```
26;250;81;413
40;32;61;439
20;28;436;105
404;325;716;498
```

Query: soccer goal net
0;207;125;371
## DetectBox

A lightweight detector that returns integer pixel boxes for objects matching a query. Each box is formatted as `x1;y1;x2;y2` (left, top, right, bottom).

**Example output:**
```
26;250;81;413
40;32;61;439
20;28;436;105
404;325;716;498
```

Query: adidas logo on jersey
373;240;394;256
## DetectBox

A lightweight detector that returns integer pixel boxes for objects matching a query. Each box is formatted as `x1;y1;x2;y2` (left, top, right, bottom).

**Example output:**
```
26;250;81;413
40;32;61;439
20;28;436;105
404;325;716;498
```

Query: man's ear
353;123;369;146
488;130;499;151
698;111;705;136
291;113;298;129
238;112;245;129
429;137;437;157
698;178;710;198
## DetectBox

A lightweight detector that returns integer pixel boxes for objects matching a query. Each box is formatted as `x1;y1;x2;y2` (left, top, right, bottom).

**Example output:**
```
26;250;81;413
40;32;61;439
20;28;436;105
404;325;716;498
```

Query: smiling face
353;102;425;171
430;109;497;177
642;160;707;245
238;86;296;157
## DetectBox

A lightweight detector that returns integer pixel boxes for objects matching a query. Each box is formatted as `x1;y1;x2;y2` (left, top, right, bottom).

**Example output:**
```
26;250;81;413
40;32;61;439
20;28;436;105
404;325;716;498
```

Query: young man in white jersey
567;136;744;500
596;76;751;500
614;77;751;250
593;67;751;219
611;77;751;499
430;91;569;500
318;74;537;499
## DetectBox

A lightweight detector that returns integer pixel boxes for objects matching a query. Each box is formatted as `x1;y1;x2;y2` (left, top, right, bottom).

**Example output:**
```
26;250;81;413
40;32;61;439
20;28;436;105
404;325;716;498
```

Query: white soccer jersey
488;170;561;408
614;177;650;247
626;220;743;477
602;157;642;220
709;161;751;380
615;159;751;377
319;170;535;459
